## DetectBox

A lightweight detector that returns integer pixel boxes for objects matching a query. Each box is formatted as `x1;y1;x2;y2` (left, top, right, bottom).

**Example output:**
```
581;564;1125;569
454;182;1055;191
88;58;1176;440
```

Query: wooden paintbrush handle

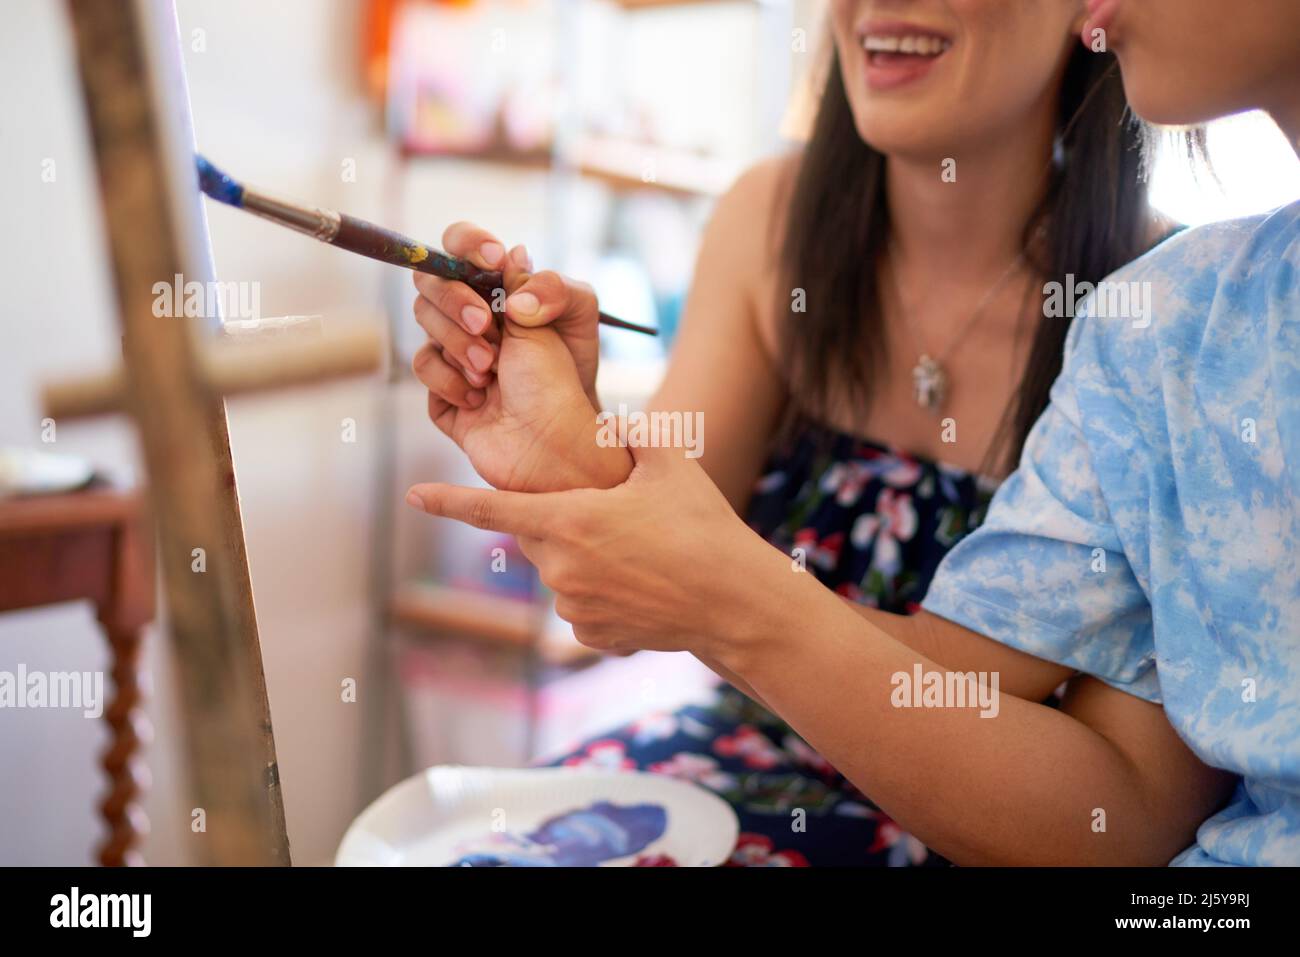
461;272;659;336
334;214;657;335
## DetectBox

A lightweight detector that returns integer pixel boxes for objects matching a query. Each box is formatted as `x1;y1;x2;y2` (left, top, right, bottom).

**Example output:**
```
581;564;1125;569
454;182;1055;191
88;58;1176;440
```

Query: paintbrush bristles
196;155;245;207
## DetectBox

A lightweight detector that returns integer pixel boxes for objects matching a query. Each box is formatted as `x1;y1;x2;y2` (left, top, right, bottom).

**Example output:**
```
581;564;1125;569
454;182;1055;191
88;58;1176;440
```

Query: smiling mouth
859;28;952;89
862;33;952;60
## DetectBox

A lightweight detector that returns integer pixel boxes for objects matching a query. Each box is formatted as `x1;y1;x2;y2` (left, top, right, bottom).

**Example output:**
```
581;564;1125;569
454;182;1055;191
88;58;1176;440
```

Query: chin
852;110;950;159
1117;65;1242;128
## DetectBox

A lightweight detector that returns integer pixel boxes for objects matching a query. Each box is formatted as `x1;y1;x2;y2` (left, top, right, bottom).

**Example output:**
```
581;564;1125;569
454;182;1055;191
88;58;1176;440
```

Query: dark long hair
777;44;1171;473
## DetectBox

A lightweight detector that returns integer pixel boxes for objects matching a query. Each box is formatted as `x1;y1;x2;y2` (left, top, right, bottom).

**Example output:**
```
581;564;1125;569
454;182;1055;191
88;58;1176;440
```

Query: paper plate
336;766;739;867
0;448;94;498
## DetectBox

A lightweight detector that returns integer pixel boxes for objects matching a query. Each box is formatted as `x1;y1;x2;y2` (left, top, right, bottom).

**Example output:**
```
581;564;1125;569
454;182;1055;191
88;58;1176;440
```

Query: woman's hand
404;440;790;663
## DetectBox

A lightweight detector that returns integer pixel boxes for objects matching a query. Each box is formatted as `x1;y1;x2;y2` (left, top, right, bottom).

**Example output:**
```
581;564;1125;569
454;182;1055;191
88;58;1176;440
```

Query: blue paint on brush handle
196;154;245;207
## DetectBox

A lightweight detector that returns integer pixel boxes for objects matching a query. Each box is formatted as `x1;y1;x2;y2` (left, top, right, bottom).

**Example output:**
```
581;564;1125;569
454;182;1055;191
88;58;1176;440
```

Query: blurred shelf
595;355;668;407
391;580;597;666
399;139;733;198
613;0;758;9
575;135;738;197
398;143;552;170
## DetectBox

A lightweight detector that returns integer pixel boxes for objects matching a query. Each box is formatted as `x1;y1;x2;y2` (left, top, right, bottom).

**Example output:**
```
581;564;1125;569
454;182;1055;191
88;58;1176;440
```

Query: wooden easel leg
66;0;291;866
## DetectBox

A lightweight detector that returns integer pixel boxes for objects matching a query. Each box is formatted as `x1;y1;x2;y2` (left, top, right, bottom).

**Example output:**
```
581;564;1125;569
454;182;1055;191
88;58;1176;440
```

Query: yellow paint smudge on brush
406;245;429;264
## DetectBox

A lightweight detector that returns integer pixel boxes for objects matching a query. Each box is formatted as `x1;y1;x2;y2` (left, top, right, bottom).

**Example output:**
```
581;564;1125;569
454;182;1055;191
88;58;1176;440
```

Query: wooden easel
47;0;381;865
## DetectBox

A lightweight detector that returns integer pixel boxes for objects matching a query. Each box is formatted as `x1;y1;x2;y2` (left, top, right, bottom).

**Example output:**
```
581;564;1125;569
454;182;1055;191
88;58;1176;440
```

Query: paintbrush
195;155;658;336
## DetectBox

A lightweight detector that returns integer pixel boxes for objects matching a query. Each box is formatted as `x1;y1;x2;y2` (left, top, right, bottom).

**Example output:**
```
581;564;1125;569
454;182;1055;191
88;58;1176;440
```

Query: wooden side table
0;486;155;866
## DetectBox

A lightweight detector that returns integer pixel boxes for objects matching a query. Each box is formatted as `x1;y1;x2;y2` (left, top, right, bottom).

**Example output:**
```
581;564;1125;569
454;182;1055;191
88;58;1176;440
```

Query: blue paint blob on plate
452;801;668;867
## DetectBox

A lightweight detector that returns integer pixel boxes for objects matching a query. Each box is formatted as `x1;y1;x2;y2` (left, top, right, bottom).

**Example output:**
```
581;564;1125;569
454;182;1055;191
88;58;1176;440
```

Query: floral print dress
548;424;999;866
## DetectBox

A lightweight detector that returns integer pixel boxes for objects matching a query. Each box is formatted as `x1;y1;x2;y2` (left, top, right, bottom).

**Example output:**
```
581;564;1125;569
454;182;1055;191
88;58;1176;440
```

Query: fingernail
461;304;489;334
511;245;533;271
405;491;424;510
466;388;486;407
480;242;504;266
467;344;494;372
507;291;539;316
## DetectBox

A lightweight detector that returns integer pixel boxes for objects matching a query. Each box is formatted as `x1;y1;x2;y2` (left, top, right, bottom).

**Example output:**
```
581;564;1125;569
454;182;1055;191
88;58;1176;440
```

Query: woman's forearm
695;654;770;709
706;595;1067;749
708;593;1072;745
845;603;1075;703
712;552;1223;865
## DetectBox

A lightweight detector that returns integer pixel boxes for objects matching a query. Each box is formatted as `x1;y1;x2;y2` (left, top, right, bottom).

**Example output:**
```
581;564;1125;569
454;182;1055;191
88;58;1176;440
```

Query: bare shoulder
707;152;798;261
716;153;797;222
700;152;801;358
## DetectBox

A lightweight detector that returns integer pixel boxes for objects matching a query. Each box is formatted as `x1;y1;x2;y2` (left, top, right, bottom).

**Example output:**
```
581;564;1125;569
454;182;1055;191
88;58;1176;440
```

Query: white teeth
863;34;950;56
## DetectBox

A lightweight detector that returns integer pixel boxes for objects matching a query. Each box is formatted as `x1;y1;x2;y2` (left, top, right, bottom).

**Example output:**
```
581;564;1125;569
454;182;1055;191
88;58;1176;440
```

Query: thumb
503;270;598;331
499;243;534;296
626;425;693;476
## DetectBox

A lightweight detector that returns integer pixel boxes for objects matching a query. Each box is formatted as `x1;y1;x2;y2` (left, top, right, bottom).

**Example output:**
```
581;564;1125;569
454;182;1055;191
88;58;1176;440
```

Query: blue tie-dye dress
549;426;998;866
924;201;1300;866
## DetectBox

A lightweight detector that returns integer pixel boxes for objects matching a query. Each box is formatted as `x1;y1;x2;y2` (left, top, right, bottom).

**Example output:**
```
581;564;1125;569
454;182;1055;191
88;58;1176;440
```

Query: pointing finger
405;482;562;539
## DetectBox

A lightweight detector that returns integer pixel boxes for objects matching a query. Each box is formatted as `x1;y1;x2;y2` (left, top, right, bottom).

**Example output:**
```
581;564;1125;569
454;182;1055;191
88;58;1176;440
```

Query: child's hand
410;221;627;492
411;221;602;406
412;306;631;493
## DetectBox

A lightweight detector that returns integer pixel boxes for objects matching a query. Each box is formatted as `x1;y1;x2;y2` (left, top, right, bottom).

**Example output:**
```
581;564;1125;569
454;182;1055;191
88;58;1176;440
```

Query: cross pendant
912;354;947;412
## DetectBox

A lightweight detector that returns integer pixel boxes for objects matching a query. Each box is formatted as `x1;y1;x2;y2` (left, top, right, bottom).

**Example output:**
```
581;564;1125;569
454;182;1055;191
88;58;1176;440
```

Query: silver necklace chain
885;242;1026;412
